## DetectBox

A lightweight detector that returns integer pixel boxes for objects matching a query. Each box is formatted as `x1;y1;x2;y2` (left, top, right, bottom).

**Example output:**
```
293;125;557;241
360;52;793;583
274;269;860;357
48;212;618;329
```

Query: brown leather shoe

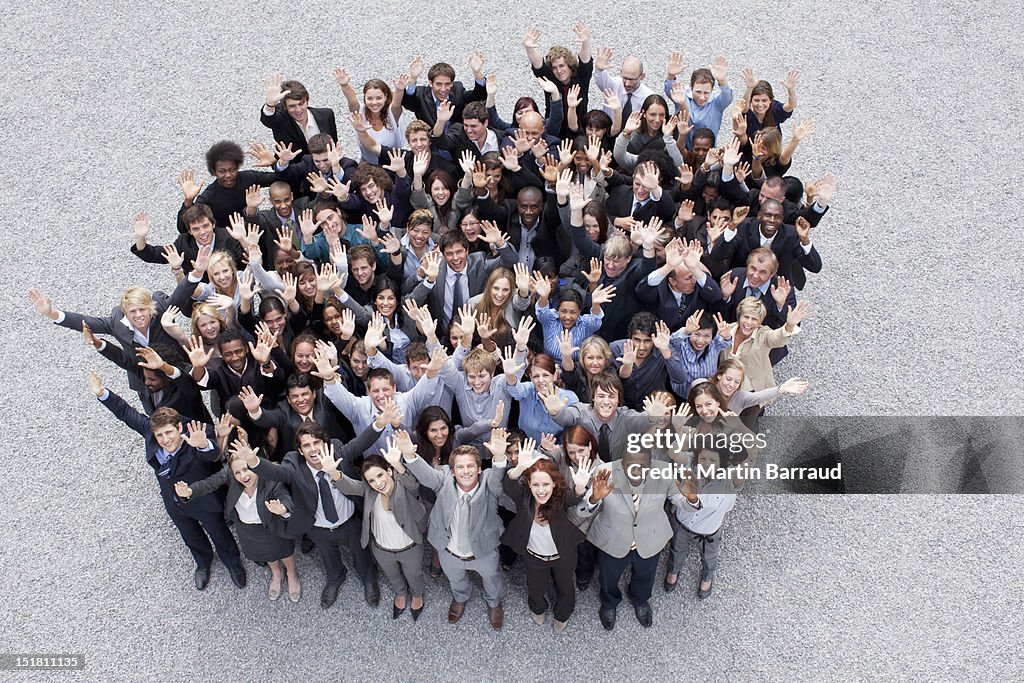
488;604;505;630
448;600;467;623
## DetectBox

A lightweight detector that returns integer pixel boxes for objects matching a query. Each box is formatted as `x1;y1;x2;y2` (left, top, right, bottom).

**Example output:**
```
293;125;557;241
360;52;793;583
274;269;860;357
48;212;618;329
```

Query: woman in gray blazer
321;436;428;620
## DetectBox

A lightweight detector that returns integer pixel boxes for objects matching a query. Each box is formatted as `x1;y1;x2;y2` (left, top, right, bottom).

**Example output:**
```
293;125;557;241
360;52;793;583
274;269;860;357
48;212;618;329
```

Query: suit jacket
405;455;508;558
499;475;585;557
273;156;357;200
187;467;294;538
605;185;677;225
709;218;823;282
95;343;211;421
716;267;797;330
332;469;427;548
634;270;723;331
681;217;733;280
198;357;285;408
718;176;829;227
584;460;686;559
98;390;223;515
260;105;338;157
431;124;502;163
474;194;564;264
132;228;245;275
251;390;349;456
249;423;384;537
402;243;518;328
176;170;279;233
58;294;177;393
402;81;486;128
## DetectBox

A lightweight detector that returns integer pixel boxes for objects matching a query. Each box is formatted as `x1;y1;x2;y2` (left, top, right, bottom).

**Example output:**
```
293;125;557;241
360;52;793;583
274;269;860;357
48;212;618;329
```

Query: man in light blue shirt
664;54;734;148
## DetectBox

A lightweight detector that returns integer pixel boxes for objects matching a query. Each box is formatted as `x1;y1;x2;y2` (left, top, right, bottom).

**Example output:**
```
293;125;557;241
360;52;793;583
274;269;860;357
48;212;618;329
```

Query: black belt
446;548;475;561
528;549;561;562
373;539;416;553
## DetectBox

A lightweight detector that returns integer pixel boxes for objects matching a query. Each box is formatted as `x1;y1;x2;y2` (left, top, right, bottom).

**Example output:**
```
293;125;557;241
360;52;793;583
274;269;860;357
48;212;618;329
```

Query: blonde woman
719;297;810;392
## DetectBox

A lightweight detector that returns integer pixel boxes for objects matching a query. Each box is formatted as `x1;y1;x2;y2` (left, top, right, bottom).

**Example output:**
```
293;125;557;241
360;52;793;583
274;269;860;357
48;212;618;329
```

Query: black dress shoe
300;535;315;554
364;580;380;607
194;566;211;591
664;576;678;593
575;576;590;592
634;602;653;628
393;601;407;619
320;582;341;609
410;603;424;622
599;608;617;631
229;566;247;589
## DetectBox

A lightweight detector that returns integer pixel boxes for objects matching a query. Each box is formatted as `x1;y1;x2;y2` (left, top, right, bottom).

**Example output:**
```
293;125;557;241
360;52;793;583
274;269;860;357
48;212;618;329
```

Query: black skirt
236;521;294;563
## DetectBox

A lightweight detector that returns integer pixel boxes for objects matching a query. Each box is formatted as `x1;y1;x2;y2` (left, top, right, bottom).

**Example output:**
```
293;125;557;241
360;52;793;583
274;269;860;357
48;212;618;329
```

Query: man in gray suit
582;450;688;630
403;430;509;629
403;230;517;331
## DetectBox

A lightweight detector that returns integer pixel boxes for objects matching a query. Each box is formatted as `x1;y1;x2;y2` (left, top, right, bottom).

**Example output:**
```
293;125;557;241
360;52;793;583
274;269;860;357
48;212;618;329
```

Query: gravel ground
2;1;1023;681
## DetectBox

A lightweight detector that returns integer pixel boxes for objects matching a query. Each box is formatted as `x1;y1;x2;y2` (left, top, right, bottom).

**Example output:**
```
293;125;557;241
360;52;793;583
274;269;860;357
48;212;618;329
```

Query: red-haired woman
501;441;594;632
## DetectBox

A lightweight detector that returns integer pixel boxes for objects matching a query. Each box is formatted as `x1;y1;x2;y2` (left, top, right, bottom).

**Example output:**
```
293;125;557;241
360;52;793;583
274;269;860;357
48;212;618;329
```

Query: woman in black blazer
501;441;594;633
175;450;301;603
320;435;428;621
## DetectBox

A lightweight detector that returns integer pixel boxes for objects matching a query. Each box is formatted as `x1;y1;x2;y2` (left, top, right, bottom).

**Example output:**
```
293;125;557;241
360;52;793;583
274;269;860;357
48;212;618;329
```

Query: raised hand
676;162;694;188
310;345;340;381
338;308;356;340
183;420;210;449
568;181;587;212
383;149;406;175
555;167;573;201
571;452;594;491
516;437;543;472
719;271;738;299
452;303;477;339
571;20;591;46
669;80;687;106
476;311;496;341
185;335;214;369
793;118;815;141
364;312;387;350
731;205;750;228
643;392;672;418
319;442;340;476
711;55;729;83
132;210;151;242
499;146;521;172
781;69;800;91
239;385;263;414
734;161;751;185
248;334;273;365
486;73;499;97
177;169;204;203
594;46;613;71
513;262;531;293
160;305;181;329
162;244;184;271
601;88;620;112
590;283;617;307
583;256;604;285
742;67;756;89
421;250;441;281
468;50;485;76
135;346;165;371
246;141;276;168
713;312;733;340
558;328;579;362
795;216;813;245
485;427;509;461
471;161;488;189
652;320;672;355
490;400;505;428
522;26;541;50
408;55;424;81
378;397;404;429
265;499;288;516
787;300;811;328
264;73;291;107
816;173;837;205
379;435;404;468
666;50;686;78
275;271;297;305
501;346;526;377
275;141;300;164
622;111;642;136
539;385;569;416
780;377;809;396
616;338;637;366
332;66;351;87
530;271;552;301
174;481;193;498
589;467;614;502
511;317;535;350
226;212;248;244
535;76;558;95
771;276;792;308
437;100;454;123
88;369;104;397
722;138;742;166
245;184;262;211
412;150;430;178
306;171;328;195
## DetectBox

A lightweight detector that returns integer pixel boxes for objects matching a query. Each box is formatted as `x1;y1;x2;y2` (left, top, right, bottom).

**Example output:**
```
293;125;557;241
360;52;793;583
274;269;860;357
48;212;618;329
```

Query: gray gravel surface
3;1;1023;681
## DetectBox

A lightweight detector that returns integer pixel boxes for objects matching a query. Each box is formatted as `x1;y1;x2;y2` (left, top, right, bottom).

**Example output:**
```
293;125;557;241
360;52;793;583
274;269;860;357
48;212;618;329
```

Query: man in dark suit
430;101;502;162
186;329;284;418
132;204;246;277
30;287;178;396
357;119;459;179
260;75;338;159
242;374;350;459
89;371;245;591
402;55;487;128
403;230;517;331
717;247;798;329
243;419;389;609
678;197;735;280
605;172;678;229
719;172;831;228
270;133;358;201
475;185;563;272
635;237;723;331
523;23;595;138
709;199;823;283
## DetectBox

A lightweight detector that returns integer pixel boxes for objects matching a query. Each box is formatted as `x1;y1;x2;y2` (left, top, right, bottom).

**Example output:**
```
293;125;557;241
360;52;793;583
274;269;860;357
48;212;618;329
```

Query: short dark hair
628;311;658;337
582;110;612;132
589;371;623;403
365;368;395;386
709;197;734;215
182;203;214;228
286;373;315;392
439;230;470;253
406;342;429;364
281;80;309;102
295;421;329;448
535;257;559;279
463;101;488;124
690;68;714;87
216;328;246;350
205;140;244;176
692;127;715;145
427;62;456;82
308;133;334;155
151;407;181;431
558;288;583;310
361;453;392;476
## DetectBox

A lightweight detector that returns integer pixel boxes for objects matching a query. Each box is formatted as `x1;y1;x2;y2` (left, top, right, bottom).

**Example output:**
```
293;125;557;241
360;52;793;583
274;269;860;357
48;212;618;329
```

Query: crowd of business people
28;21;831;632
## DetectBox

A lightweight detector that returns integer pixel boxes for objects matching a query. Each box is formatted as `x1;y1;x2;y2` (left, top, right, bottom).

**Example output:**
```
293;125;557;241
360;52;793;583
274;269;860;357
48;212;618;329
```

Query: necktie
747;287;759;299
451;272;464;321
317;471;339;524
630;487;640;550
456;492;473;556
621;93;633;120
598;423;611;462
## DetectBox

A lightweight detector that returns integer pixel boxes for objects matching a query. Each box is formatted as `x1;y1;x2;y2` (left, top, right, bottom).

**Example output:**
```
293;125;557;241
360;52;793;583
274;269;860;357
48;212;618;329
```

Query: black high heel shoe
393;601;407;619
410;599;425;622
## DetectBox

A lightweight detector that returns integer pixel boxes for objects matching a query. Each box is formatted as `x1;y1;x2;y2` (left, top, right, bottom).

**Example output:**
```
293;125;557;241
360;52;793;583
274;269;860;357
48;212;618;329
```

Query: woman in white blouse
335;67;409;164
175;449;301;602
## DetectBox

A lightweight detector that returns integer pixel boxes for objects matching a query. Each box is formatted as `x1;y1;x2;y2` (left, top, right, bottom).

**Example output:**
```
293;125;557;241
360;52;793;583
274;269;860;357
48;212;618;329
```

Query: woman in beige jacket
719;297;810;392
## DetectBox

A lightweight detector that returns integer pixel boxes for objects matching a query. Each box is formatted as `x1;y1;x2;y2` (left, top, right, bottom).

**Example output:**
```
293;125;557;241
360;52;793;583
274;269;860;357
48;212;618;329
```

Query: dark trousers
596;548;659;611
307;515;377;586
523;552;577;622
575;539;597;581
166;504;241;572
498;506;519;568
